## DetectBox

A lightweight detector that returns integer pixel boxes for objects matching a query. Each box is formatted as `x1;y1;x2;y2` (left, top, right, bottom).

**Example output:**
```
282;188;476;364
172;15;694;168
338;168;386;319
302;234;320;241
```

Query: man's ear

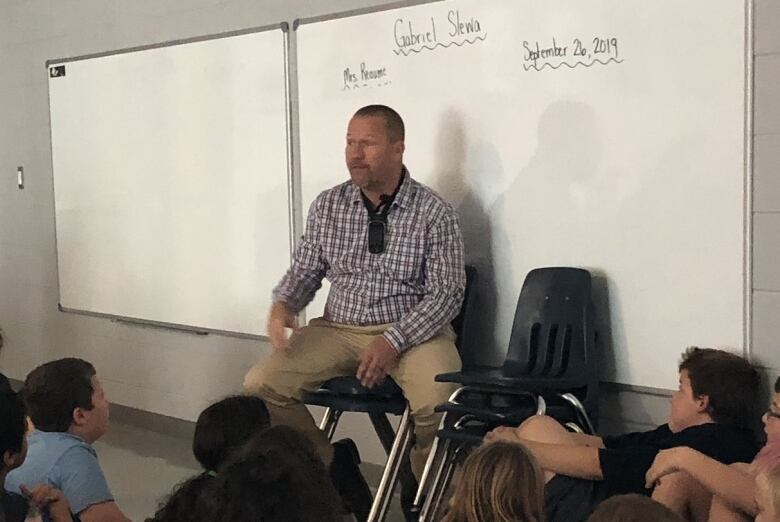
394;140;405;157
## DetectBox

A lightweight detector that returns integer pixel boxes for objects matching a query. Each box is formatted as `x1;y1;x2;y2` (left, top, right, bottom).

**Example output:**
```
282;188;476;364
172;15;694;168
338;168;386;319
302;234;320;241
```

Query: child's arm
520;439;603;479
646;447;756;515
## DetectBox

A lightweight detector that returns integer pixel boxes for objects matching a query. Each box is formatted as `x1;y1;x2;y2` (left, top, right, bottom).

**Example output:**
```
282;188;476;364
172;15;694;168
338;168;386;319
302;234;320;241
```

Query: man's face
668;370;705;433
762;391;780;443
79;376;110;443
345;115;403;192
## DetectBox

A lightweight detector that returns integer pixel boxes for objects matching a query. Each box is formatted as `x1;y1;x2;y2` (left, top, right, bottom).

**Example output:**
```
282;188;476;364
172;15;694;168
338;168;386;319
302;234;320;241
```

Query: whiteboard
49;27;291;337
296;0;746;389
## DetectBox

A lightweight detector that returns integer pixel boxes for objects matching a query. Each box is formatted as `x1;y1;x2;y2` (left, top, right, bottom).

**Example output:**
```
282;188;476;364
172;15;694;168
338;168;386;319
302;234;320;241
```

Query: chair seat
302;376;407;415
317;376;404;398
435;367;585;390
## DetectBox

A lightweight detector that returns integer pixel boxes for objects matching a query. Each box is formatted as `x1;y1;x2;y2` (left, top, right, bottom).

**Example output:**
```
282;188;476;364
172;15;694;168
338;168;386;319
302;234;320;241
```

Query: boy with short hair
5;359;130;522
486;347;761;522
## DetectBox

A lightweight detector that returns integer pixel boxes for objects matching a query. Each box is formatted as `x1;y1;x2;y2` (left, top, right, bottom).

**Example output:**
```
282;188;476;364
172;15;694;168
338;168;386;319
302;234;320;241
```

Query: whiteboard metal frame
743;0;755;362
46;22;292;340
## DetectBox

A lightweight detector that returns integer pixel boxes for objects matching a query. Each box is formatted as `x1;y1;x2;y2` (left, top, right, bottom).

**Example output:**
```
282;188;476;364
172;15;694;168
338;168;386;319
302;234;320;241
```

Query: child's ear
72;407;87;427
696;394;710;414
3;449;16;469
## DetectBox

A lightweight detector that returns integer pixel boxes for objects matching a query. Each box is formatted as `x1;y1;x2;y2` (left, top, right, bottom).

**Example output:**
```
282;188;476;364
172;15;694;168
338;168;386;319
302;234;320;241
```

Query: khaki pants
243;318;461;479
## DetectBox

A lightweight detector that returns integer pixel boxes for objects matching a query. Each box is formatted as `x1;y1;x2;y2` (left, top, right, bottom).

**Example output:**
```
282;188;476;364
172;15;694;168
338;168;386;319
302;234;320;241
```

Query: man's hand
645;447;687;489
484;425;522;444
21;484;72;522
356;336;399;388
267;301;298;352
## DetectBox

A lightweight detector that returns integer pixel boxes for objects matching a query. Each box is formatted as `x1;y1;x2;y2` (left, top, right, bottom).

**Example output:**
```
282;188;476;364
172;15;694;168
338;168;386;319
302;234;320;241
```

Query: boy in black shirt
485;347;761;522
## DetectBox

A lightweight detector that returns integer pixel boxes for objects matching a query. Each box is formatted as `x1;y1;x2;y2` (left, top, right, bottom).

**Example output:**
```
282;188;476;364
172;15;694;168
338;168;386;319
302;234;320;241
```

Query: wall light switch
17;166;24;189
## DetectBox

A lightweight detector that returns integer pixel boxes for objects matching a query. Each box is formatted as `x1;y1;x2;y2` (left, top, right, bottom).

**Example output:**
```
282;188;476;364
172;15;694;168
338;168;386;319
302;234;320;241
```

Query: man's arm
78;501;131;522
646;447;756;515
272;197;328;314
383;208;465;353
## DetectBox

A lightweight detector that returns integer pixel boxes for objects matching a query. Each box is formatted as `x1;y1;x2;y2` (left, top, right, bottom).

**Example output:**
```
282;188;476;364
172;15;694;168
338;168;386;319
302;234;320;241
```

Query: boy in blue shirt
5;358;130;522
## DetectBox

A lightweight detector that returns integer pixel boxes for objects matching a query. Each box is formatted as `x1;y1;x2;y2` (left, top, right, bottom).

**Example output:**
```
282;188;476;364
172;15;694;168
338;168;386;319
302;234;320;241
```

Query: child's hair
442;442;544;522
198;425;342;522
679;347;760;429
0;385;26;469
586;494;684;522
757;466;780;518
192;394;270;472
146;395;271;522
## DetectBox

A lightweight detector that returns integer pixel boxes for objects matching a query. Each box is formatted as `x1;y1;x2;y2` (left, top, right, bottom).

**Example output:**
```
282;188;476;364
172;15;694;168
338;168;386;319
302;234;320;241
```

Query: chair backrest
452;265;478;370
503;267;596;387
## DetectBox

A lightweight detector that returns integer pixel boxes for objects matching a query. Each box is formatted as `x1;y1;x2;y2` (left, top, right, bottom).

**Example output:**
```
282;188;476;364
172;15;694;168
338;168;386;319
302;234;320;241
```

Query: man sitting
486;347;761;522
5;358;130;522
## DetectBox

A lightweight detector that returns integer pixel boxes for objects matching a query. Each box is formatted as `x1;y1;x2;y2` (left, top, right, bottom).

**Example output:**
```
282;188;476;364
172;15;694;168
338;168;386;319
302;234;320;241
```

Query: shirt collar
350;166;413;210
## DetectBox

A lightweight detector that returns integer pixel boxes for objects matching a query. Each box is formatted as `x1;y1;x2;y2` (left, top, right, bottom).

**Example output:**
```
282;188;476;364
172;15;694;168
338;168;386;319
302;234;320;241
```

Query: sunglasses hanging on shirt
361;172;405;254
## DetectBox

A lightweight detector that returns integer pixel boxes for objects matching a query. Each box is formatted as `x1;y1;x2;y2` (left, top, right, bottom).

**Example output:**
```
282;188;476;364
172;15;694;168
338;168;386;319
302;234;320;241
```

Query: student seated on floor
0;373;72;522
4;359;131;522
197;425;343;522
585;494;684;522
146;395;271;522
441;441;545;522
756;466;780;522
643;376;780;521
485;347;761;522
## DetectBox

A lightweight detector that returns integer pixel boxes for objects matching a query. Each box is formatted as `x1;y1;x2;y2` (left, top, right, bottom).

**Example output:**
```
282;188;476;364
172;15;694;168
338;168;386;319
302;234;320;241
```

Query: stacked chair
412;266;599;521
303;265;478;522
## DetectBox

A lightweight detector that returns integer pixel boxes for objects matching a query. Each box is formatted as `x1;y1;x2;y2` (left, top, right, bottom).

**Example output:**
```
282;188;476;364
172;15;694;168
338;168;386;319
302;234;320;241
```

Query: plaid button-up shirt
273;168;466;353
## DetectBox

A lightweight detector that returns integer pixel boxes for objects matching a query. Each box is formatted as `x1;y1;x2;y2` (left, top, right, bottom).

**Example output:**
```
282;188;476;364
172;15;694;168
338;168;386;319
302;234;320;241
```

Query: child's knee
517;414;565;440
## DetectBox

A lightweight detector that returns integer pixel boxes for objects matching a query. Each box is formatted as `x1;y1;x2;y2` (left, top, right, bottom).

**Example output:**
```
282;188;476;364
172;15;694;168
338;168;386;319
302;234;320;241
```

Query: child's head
763;377;780;444
199;425;342;522
669;347;759;432
22;358;110;443
147;395;271;522
0;384;28;474
756;466;780;522
192;395;270;472
443;442;544;522
586;494;684;522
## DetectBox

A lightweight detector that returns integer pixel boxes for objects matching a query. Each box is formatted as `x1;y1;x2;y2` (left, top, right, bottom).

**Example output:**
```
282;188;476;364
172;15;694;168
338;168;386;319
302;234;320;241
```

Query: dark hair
22;358;96;432
679;347;760;429
586;494;684;522
354;104;405;142
145;473;213;522
193;395;270;472
0;388;27;465
0;372;13;394
775;376;780;394
199;426;342;522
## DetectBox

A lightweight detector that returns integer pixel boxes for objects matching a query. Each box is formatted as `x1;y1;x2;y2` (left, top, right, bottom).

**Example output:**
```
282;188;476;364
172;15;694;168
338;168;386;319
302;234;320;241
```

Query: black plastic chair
413;267;598;521
303;265;478;522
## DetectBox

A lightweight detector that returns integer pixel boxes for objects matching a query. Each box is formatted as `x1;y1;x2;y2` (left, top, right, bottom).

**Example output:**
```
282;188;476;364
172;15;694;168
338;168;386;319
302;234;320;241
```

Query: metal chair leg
559;392;595;434
418;437;453;522
318;408;342;440
368;406;413;522
412;410;450;511
427;442;463;521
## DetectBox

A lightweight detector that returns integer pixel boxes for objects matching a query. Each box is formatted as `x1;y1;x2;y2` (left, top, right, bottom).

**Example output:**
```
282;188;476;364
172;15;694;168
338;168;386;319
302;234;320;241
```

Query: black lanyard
361;172;405;254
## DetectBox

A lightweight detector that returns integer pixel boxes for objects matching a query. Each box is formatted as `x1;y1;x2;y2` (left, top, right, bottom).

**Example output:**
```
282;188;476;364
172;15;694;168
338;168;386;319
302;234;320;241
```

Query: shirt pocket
384;218;426;281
